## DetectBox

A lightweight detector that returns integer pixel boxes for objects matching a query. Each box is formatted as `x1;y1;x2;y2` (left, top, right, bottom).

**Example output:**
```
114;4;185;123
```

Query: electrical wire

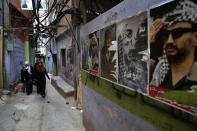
64;16;80;52
30;0;82;54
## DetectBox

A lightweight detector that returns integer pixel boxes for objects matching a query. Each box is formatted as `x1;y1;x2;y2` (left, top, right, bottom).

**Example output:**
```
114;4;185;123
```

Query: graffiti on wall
117;11;148;94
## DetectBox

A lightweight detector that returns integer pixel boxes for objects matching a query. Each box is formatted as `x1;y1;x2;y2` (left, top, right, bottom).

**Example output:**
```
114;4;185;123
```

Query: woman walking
21;61;34;95
34;61;50;98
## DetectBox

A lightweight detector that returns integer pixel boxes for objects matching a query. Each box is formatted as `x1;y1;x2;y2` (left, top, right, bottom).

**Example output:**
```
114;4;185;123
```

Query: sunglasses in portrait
161;28;196;40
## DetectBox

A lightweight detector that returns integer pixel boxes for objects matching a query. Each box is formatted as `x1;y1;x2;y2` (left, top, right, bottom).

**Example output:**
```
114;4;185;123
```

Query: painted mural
117;11;148;94
100;24;117;82
88;31;100;75
149;0;197;115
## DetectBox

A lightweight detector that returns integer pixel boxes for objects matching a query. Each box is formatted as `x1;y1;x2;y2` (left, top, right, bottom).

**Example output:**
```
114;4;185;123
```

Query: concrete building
56;29;75;86
2;0;33;88
46;0;75;87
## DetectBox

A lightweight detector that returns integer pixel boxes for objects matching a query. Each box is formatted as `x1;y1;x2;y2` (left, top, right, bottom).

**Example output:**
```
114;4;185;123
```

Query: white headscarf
25;61;31;74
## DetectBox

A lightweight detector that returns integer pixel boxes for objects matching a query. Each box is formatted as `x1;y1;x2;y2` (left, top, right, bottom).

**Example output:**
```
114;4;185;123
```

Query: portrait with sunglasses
147;0;197;117
149;0;197;93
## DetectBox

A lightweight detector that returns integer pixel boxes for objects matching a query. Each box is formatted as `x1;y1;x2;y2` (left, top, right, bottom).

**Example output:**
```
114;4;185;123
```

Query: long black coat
34;69;50;96
21;66;34;94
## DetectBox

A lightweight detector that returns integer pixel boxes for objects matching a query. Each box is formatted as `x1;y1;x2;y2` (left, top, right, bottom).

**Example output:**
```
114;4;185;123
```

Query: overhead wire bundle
31;0;81;53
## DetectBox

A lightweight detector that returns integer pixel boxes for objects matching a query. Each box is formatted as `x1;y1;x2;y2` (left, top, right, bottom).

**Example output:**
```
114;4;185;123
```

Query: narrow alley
0;75;84;131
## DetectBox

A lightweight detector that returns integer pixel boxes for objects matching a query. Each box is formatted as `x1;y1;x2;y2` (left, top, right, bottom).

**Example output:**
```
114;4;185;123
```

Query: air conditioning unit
7;43;14;51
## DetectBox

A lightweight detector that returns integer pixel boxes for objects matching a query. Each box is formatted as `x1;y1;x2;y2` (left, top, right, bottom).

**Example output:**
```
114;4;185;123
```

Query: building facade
2;0;33;88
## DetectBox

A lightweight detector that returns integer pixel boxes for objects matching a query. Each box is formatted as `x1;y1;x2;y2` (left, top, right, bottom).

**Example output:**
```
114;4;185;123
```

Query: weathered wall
10;0;33;19
56;29;74;86
80;0;167;35
55;0;71;36
81;70;197;131
48;53;53;74
82;84;158;131
80;0;197;131
9;4;30;42
4;35;25;87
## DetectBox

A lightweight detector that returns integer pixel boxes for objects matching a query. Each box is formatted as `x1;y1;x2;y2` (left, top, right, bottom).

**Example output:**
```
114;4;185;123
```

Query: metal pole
0;0;4;88
0;27;3;88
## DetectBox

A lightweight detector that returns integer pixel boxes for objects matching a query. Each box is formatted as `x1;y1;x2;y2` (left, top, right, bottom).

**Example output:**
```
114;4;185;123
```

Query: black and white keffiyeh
164;0;197;26
150;47;170;86
160;47;170;83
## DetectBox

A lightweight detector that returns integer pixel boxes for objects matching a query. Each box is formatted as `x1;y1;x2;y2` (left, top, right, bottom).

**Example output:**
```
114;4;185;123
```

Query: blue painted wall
4;35;25;87
48;53;53;74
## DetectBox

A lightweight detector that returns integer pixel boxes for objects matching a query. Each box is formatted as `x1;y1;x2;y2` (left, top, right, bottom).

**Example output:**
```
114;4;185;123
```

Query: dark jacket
21;66;34;82
35;69;50;81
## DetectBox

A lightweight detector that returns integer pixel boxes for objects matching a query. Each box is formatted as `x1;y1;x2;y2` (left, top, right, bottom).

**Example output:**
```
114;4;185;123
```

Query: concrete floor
0;78;84;131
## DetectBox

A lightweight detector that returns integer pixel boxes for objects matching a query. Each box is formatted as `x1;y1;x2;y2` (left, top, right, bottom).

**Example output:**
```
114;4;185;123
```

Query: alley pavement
0;75;84;131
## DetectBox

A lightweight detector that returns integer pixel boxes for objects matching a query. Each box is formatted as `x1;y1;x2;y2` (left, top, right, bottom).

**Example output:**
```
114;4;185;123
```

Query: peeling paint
103;105;113;118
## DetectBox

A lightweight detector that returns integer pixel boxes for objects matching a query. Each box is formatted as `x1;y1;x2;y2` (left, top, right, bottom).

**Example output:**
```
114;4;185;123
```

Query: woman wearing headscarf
21;61;34;95
34;61;50;98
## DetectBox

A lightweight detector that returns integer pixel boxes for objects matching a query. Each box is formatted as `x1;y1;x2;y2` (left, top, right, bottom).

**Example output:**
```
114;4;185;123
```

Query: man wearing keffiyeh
150;0;197;90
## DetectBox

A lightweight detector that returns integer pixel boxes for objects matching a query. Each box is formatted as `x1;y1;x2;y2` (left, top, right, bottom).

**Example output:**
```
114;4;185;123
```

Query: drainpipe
0;27;3;88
